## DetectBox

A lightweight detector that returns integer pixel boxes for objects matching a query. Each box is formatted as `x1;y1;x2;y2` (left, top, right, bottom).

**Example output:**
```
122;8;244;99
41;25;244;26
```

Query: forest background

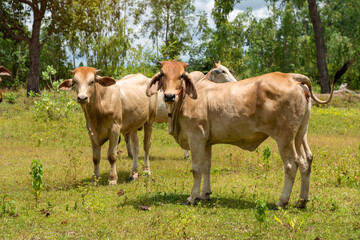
0;0;359;94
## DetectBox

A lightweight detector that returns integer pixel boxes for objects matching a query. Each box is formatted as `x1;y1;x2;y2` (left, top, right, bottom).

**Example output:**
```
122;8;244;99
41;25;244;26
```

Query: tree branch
0;11;30;44
14;0;40;15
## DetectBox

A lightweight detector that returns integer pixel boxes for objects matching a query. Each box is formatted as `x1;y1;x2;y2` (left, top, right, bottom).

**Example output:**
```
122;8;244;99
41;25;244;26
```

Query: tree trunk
28;41;41;95
27;15;42;95
307;0;330;93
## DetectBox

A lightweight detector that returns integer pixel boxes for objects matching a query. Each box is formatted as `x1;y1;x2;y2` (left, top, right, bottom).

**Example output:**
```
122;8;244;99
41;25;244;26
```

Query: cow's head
146;60;197;113
208;60;237;83
59;67;116;104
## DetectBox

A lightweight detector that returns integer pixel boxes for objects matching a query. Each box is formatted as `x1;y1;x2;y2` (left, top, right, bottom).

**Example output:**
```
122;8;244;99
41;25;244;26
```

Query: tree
307;0;330;93
134;0;195;60
0;0;71;94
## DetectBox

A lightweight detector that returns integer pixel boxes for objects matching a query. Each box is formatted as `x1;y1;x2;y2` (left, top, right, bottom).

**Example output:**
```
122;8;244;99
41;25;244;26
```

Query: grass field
0;89;359;239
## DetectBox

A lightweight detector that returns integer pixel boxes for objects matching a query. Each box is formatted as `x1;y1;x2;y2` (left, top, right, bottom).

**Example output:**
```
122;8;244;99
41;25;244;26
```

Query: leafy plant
274;208;307;239
262;145;271;170
255;199;268;233
1;194;16;217
6;93;16;104
29;159;44;207
33;82;79;121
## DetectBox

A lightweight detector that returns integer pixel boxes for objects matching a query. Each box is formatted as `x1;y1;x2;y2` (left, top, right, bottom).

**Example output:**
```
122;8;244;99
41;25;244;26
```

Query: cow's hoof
129;172;139;181
200;192;212;201
274;200;288;210
296;199;309;209
109;179;117;185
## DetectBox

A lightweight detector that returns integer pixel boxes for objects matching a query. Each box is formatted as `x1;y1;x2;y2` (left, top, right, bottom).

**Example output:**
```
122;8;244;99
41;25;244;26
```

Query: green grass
0;89;359;239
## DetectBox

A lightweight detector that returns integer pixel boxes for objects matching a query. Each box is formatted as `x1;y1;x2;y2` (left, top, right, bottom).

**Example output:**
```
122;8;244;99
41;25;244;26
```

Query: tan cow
0;66;12;103
146;59;350;208
125;64;238;159
59;67;157;184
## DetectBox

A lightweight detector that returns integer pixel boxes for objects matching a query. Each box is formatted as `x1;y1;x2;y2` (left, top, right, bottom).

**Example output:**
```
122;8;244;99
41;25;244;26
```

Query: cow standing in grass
0;66;12;103
126;62;238;159
60;67;157;183
146;60;349;208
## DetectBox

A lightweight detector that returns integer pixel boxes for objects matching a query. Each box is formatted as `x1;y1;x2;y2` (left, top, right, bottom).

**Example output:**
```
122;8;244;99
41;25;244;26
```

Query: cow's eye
73;80;77;85
222;70;226;73
89;80;95;85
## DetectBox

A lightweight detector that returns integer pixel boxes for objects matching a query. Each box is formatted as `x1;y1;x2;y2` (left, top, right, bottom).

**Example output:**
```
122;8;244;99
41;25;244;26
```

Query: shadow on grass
125;192;265;210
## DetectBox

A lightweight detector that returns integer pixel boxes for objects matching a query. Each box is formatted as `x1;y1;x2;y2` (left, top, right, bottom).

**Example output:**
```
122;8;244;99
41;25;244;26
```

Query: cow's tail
292;60;352;104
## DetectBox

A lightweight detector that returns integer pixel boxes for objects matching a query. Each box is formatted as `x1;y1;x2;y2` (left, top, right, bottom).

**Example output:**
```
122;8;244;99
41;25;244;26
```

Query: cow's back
179;73;308;150
117;74;157;133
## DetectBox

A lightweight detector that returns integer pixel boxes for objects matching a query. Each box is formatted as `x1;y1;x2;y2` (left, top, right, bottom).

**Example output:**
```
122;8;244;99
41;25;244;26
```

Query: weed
262;145;271;169
29;159;44;207
6;93;16;104
274;208;307;239
33;82;79;121
0;194;16;217
254;199;268;234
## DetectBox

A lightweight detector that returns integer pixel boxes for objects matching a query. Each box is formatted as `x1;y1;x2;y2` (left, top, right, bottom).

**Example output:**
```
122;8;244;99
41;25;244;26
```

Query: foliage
33;80;79;121
0;194;16;217
29;159;44;207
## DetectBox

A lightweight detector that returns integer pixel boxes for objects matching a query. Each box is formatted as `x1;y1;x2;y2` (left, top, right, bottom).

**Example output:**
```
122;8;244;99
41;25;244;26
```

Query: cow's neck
81;83;106;145
168;95;184;139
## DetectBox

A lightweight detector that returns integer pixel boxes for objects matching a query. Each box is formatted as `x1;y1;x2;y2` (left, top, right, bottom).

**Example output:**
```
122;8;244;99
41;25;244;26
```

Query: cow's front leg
91;143;101;181
129;130;139;180
200;145;212;201
187;143;206;204
108;131;120;185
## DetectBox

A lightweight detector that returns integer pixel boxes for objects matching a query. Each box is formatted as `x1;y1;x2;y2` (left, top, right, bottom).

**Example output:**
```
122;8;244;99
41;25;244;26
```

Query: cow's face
146;60;197;113
209;61;237;83
59;67;116;104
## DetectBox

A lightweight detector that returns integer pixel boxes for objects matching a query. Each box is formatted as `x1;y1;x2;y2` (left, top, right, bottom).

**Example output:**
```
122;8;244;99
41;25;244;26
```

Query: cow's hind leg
125;133;133;158
295;106;313;208
107;131;120;185
276;139;299;208
143;123;153;177
296;134;313;208
129;130;140;180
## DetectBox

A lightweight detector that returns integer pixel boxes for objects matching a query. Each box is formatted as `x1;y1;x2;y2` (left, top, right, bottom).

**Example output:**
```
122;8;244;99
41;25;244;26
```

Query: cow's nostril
164;93;176;102
77;96;88;102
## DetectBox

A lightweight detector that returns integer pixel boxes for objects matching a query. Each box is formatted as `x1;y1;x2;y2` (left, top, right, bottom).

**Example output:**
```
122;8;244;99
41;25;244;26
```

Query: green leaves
29;159;44;207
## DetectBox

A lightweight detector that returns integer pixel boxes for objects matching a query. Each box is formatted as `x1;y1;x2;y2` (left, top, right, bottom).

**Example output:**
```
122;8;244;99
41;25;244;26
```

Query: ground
0;89;359;239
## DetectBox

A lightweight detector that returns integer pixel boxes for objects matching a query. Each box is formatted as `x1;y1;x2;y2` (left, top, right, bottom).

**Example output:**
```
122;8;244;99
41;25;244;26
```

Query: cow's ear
96;76;116;86
146;71;163;97
59;79;74;90
182;72;197;99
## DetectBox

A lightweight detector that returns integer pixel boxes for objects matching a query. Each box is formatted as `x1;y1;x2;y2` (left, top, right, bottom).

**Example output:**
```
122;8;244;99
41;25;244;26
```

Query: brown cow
146;59;349;208
59;67;157;183
0;66;12;103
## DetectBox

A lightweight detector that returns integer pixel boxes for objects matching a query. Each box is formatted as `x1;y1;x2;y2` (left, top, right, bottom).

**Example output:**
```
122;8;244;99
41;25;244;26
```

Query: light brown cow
124;66;237;159
146;59;350;208
0;66;12;103
59;67;157;183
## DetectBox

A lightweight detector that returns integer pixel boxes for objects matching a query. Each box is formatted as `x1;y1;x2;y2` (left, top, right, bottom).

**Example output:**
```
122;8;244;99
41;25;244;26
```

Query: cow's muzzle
77;95;88;103
164;93;176;102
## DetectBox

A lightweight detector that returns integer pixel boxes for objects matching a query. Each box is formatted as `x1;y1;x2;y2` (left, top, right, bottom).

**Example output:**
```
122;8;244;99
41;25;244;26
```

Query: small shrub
1;194;16;217
33;81;79;121
6;93;16;104
29;159;44;207
255;199;268;233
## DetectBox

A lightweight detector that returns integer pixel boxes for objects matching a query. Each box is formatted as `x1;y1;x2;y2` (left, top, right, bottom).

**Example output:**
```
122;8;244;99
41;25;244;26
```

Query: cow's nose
77;95;88;103
164;93;176;102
